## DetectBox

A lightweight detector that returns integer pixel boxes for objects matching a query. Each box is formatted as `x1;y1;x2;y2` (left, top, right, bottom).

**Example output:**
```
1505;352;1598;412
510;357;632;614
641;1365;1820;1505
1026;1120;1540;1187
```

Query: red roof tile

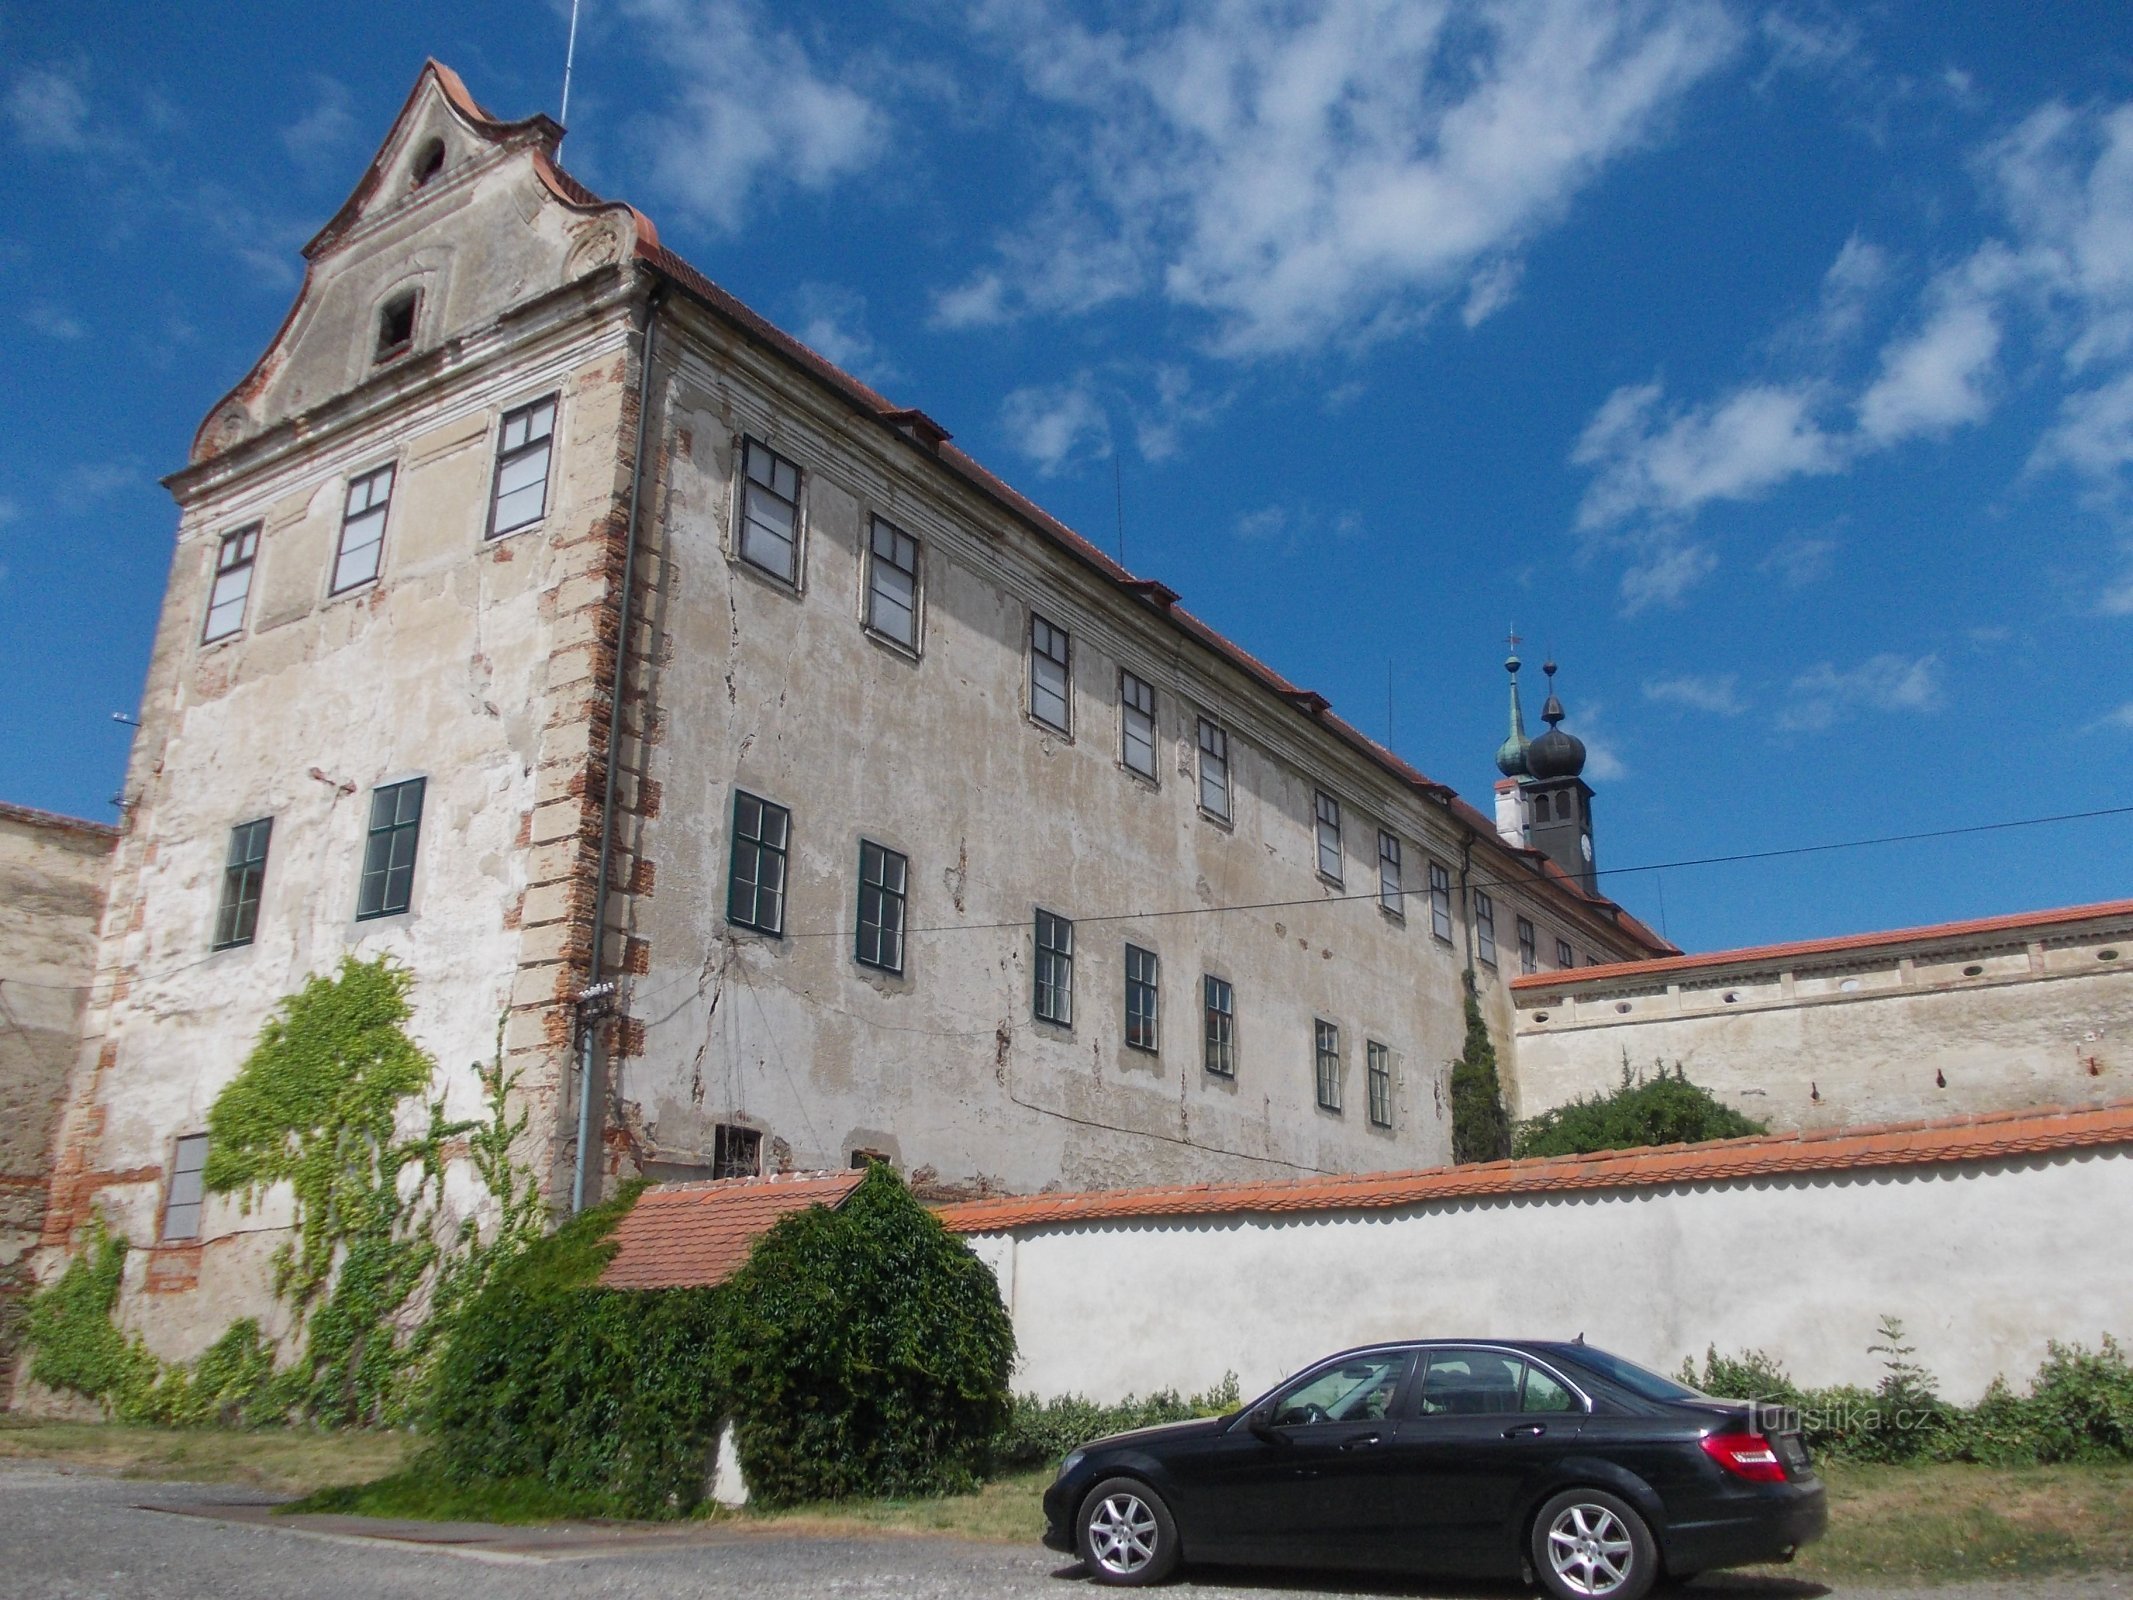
600;1169;863;1291
1509;897;2133;992
930;1100;2133;1234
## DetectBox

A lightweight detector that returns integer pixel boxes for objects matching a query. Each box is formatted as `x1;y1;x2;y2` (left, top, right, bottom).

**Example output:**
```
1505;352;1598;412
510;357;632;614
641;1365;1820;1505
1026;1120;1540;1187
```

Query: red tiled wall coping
600;1169;862;1290
931;1101;2133;1235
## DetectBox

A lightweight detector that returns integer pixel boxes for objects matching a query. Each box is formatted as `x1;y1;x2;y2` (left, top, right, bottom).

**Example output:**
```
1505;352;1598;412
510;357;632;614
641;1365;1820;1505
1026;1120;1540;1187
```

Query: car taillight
1702;1431;1787;1482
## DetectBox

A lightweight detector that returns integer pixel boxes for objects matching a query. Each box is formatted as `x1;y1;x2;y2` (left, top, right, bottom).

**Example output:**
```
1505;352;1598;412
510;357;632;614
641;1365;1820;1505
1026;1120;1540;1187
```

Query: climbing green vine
25;955;544;1428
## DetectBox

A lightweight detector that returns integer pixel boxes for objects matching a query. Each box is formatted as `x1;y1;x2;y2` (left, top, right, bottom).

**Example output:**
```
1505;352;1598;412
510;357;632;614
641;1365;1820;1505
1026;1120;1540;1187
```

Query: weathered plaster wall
610;308;1647;1196
0;805;114;1376
1511;917;2133;1131
964;1147;2133;1406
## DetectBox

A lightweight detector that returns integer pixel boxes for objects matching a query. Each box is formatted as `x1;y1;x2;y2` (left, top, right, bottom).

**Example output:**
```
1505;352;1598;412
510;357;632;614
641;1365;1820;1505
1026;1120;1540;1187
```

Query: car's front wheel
1076;1476;1180;1586
1530;1487;1657;1600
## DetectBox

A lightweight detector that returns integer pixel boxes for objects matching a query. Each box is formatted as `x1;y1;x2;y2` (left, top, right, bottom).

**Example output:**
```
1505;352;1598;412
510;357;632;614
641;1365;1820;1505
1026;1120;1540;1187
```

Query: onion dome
1494;652;1531;777
1525;659;1587;781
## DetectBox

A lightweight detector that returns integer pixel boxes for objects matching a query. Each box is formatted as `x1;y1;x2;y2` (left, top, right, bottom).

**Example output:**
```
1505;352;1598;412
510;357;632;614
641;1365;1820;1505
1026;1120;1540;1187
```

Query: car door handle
1503;1422;1546;1438
1339;1432;1382;1451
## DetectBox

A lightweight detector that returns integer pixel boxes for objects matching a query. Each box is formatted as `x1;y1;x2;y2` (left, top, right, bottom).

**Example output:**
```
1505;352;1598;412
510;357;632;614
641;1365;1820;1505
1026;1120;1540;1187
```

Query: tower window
1428;860;1453;943
201;524;260;643
1030;614;1072;732
411;137;446;189
1120;671;1157;779
488;395;557;537
1474;891;1497;967
1197;717;1230;820
727;790;791;936
332;464;395;593
1517;916;1538;975
737;437;802;583
375;290;418;363
213;817;273;950
356;778;425;920
1314;791;1343;884
1556;938;1574;970
864;515;920;650
1377;830;1404;918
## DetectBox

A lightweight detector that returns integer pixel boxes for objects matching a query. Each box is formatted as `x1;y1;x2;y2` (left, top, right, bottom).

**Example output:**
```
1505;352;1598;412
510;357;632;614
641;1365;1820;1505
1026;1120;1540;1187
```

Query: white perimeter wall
962;1147;2133;1407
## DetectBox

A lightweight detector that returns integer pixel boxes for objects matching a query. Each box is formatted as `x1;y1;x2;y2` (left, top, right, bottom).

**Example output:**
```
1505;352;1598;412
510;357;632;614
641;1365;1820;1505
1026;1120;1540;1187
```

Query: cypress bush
1515;1057;1765;1158
718;1162;1015;1505
1450;972;1512;1163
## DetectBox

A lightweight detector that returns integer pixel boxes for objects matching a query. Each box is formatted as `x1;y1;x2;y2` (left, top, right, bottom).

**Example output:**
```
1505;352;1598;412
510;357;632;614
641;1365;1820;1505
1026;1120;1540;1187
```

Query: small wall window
855;839;907;973
864;515;920;650
1034;908;1074;1026
1203;974;1235;1076
728;790;791;936
488;394;557;537
161;1133;211;1242
1120;670;1158;779
1314;791;1343;884
356;778;425;920
213;817;273;950
375;289;418;363
1518;916;1538;976
1475;890;1497;967
1367;1040;1393;1129
201;525;260;643
1377;830;1404;918
1314;1019;1342;1112
332;464;395;593
712;1124;762;1180
410;137;447;189
1428;861;1453;943
1556;938;1575;970
738;437;802;583
1125;943;1160;1052
1030;614;1072;732
1197;717;1231;820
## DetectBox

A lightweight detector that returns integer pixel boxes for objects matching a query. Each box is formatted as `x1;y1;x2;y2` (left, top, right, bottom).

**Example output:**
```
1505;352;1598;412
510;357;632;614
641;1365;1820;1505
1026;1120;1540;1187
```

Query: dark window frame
712;1123;762;1180
1314;1017;1343;1112
356;778;425;921
1197;717;1231;820
1314;791;1344;885
1030;613;1072;733
1125;943;1160;1053
1557;937;1575;971
1120;670;1158;780
201;524;260;643
1034;908;1074;1026
864;514;921;652
1367;1040;1393;1128
1518;916;1538;975
855;838;908;974
1475;890;1497;967
1428;860;1453;943
737;436;803;585
1203;973;1235;1076
727;789;791;937
331;463;396;595
487;393;558;538
1377;829;1404;918
213;817;273;951
161;1133;211;1243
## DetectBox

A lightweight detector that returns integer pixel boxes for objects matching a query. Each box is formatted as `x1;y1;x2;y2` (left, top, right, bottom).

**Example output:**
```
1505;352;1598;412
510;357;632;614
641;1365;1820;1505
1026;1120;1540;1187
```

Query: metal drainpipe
573;282;664;1214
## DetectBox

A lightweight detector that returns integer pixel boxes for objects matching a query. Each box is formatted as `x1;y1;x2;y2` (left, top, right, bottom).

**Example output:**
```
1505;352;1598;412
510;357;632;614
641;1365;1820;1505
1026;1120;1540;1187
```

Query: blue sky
2;1;2129;955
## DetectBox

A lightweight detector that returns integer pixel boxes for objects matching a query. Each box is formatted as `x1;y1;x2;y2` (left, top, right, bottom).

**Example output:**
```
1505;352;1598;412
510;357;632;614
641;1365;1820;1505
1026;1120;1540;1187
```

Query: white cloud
280;75;358;176
1234;505;1288;543
1643;671;1745;714
1574;380;1844;529
4;68;90;150
1855;277;2002;444
54;460;143;515
1758;533;1837;587
2089;702;2133;732
626;0;885;231
1617;539;1719;612
1461;258;1525;329
1000;378;1111;475
1778;652;1941;732
788;283;894;385
23;302;84;340
1131;364;1228;461
961;0;1739;356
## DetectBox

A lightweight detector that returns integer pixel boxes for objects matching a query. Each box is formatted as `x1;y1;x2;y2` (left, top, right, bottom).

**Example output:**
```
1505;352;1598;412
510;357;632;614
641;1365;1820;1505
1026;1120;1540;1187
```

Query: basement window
712;1124;762;1180
375;290;418;363
161;1134;210;1242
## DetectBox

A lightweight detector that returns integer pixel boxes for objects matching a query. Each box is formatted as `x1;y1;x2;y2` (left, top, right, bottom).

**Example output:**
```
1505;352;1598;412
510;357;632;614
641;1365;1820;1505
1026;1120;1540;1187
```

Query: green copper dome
1495;652;1531;778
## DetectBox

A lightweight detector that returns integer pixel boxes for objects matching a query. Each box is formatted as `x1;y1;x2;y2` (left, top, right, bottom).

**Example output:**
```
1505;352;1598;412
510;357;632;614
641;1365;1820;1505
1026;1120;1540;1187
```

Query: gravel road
4;1464;2126;1600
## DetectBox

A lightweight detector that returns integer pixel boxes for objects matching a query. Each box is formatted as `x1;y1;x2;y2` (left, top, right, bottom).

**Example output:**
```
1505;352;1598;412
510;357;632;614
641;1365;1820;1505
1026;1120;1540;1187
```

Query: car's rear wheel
1076;1476;1179;1586
1531;1487;1657;1600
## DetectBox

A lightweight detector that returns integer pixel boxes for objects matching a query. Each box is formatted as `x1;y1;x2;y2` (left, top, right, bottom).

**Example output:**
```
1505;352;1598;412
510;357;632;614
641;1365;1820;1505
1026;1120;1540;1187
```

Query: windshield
1544;1343;1706;1402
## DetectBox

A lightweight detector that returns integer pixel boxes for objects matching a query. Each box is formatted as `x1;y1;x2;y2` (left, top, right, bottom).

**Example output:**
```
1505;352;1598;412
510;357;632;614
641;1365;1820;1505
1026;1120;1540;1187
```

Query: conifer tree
1451;971;1512;1164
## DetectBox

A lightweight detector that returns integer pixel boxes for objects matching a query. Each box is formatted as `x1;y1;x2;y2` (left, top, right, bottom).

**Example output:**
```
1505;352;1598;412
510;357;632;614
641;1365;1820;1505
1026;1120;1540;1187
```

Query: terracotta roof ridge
0;800;120;838
932;1099;2133;1233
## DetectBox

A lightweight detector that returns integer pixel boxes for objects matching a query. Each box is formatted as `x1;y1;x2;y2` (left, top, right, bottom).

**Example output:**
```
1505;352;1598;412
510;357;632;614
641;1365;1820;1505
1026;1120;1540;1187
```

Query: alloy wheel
1085;1490;1161;1577
1545;1501;1637;1596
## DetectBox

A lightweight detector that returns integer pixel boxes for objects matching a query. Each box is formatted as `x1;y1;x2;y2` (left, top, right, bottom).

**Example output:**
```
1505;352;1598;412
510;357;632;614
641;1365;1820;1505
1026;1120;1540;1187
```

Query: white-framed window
1120;670;1157;779
1428;860;1453;942
864;515;920;650
331;464;395;593
1314;1019;1342;1112
1203;974;1235;1076
1367;1041;1393;1129
1314;791;1343;884
1125;944;1160;1052
1475;890;1497;967
1197;717;1230;820
201;525;259;642
1030;614;1071;732
1034;909;1074;1025
738;436;802;583
488;394;557;537
1377;830;1404;918
161;1133;211;1242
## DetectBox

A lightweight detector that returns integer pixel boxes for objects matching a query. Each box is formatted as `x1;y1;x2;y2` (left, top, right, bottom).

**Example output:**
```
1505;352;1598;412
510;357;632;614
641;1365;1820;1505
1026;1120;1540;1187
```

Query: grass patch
1790;1460;2133;1581
0;1414;410;1494
287;1461;642;1524
745;1469;1050;1543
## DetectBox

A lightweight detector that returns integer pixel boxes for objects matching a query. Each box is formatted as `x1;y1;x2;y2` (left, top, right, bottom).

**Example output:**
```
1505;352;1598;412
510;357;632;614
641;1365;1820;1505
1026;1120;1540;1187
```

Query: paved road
4;1464;2128;1600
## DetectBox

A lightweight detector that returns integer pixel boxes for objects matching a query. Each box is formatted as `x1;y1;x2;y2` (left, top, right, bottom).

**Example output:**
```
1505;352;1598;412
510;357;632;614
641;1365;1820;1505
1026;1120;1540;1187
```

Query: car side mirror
1246;1405;1279;1439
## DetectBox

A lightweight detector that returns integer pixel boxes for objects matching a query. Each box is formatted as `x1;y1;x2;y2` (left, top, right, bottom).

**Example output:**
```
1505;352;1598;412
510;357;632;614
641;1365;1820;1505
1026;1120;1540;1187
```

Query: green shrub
1515;1057;1766;1158
718;1163;1015;1506
1450;973;1511;1163
994;1375;1242;1470
427;1180;731;1518
23;1214;160;1415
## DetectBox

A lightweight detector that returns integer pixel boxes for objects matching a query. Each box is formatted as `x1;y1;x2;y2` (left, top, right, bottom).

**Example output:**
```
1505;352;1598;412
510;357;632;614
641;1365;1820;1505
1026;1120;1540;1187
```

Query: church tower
1522;660;1599;896
1492;644;1531;846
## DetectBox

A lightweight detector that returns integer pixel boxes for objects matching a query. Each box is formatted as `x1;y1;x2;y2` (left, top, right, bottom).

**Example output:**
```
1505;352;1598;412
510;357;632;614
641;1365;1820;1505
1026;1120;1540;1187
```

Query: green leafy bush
427;1180;731;1517
1450;973;1511;1163
1515;1057;1766;1158
994;1375;1242;1470
719;1163;1015;1505
23;1214;160;1415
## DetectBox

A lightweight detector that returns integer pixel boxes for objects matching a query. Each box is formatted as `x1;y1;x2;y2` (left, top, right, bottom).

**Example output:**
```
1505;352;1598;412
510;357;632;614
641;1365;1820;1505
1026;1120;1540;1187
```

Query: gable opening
374;289;419;364
410;137;447;190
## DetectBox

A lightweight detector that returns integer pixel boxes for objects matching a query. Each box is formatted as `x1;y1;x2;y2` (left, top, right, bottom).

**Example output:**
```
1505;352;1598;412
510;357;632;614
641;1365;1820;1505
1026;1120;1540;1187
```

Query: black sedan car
1041;1339;1825;1598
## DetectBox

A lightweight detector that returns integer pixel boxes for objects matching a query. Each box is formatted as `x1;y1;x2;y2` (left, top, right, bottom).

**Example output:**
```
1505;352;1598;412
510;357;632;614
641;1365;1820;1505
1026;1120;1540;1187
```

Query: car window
1269;1353;1409;1427
1522;1363;1580;1413
1415;1348;1528;1417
